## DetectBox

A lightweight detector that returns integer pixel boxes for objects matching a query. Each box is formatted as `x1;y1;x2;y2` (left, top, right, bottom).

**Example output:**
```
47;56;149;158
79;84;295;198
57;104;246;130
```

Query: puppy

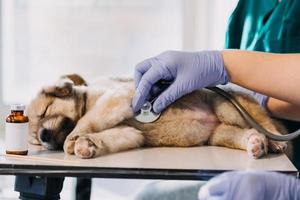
27;74;288;159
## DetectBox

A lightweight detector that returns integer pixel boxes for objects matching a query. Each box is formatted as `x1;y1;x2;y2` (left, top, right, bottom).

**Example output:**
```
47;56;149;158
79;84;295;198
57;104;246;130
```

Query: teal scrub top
225;0;300;170
225;0;300;53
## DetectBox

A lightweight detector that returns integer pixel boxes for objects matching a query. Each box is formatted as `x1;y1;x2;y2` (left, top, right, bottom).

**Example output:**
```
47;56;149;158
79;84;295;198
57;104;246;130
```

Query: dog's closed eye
38;115;76;150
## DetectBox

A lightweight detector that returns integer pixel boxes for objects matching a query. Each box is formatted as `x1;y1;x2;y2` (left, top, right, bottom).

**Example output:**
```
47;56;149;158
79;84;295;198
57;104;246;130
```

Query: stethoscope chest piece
134;102;161;123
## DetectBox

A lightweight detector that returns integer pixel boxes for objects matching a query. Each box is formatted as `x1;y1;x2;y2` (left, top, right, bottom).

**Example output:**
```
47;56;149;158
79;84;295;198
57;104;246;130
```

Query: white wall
1;0;237;105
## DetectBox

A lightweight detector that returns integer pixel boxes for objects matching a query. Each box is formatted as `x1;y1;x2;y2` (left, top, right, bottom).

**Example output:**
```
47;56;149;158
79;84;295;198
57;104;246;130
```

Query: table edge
0;164;298;180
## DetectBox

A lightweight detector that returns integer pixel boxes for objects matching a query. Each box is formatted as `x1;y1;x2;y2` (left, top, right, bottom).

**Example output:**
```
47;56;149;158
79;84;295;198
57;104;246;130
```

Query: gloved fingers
204;179;227;196
134;58;153;88
132;65;166;112
198;171;242;200
218;84;269;108
150;84;163;97
252;93;269;108
203;171;271;200
152;81;189;113
198;181;228;200
149;81;172;100
132;90;146;113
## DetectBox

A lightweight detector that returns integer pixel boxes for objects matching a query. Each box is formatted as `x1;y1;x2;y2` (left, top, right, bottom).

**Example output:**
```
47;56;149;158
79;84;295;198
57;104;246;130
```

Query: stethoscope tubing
207;87;300;141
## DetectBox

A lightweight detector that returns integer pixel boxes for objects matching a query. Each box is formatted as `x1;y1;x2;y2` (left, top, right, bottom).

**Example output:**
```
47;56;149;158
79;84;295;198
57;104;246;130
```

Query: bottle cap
11;104;25;111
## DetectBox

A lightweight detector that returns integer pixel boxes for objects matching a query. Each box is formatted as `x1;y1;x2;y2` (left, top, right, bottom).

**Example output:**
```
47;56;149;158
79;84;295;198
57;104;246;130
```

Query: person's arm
267;97;300;121
223;50;300;106
133;50;300;121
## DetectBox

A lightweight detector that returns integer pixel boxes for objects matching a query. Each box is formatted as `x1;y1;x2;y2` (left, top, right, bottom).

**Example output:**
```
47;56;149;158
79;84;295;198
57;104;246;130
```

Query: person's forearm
222;50;300;106
267;97;300;121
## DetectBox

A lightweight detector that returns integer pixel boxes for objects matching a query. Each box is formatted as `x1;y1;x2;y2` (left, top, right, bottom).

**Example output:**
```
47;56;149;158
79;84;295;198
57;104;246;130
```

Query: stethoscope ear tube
207;87;300;141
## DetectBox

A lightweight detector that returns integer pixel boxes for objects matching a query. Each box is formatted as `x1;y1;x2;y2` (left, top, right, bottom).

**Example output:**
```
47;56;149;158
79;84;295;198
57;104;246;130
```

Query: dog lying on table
27;74;288;159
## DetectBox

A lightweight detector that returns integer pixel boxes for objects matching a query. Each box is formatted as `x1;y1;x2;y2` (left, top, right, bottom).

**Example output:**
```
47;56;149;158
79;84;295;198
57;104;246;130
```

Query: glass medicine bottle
5;104;29;155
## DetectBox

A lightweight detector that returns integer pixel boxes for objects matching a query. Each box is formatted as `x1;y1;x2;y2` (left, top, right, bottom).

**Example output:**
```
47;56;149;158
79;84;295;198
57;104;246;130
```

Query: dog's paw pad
74;137;96;159
269;140;287;153
247;132;267;159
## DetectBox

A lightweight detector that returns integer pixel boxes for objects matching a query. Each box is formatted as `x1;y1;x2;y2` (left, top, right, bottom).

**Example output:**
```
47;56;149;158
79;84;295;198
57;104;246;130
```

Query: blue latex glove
251;91;269;108
219;83;269;108
198;171;300;200
132;50;229;113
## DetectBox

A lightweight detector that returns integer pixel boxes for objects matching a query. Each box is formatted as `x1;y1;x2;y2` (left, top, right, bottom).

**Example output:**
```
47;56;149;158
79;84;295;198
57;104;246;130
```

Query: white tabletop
0;142;298;180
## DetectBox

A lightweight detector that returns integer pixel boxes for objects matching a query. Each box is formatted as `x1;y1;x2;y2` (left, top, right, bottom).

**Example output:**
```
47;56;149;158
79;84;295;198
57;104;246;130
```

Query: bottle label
5;122;28;151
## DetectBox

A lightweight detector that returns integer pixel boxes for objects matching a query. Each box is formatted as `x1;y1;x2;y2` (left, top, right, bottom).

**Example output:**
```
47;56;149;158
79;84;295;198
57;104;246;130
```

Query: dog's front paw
74;137;96;158
74;136;108;159
63;135;79;155
246;130;268;159
268;140;287;153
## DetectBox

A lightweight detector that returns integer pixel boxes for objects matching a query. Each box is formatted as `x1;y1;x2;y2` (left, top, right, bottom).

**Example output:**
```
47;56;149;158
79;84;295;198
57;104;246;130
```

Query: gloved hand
132;50;229;113
198;171;300;200
251;91;269;108
219;83;269;108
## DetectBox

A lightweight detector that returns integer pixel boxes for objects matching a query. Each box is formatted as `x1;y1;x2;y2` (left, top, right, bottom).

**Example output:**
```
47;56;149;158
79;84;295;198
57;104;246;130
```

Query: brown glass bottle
5;104;29;155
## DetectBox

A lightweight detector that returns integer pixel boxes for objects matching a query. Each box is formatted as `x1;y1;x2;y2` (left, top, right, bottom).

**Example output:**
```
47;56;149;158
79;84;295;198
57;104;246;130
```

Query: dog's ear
42;74;87;97
42;78;74;97
61;74;87;86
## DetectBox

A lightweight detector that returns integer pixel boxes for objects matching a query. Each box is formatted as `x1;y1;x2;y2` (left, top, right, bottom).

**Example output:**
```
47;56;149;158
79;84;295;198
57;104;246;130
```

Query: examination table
0;139;298;200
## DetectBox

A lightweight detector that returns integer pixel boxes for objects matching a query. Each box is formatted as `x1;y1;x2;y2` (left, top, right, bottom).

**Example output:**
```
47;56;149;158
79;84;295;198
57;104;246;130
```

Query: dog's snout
40;129;52;142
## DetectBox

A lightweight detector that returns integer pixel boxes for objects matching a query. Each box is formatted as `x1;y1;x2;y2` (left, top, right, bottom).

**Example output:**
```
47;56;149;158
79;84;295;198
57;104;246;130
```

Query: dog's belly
127;91;220;147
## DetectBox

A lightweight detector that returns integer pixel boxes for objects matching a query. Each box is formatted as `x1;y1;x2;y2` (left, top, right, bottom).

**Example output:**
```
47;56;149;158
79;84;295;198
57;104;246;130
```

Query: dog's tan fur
27;74;288;159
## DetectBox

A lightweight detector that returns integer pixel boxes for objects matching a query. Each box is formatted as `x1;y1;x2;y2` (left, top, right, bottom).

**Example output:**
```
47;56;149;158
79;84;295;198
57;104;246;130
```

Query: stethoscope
134;84;300;141
134;99;161;123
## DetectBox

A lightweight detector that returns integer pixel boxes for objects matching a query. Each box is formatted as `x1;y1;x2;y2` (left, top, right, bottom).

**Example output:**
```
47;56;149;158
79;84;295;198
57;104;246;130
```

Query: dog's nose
40;129;52;142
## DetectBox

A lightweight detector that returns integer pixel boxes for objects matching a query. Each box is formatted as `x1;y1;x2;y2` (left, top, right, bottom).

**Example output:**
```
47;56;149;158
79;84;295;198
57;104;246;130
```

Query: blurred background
0;0;237;199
